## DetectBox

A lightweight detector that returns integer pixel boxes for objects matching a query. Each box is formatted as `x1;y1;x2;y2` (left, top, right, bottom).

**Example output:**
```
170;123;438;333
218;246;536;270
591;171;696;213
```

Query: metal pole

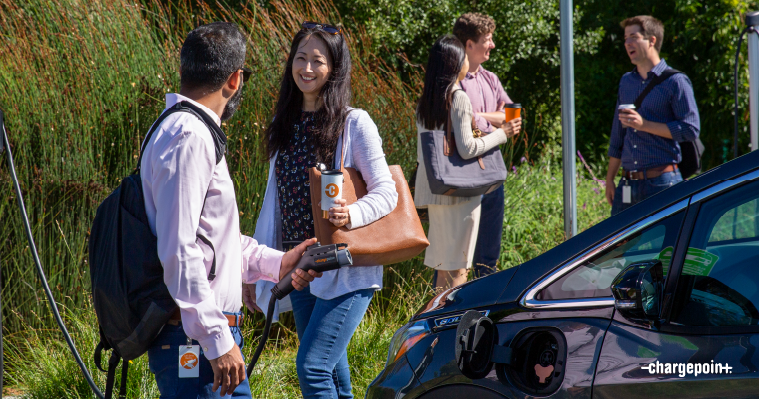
560;0;577;238
748;12;759;151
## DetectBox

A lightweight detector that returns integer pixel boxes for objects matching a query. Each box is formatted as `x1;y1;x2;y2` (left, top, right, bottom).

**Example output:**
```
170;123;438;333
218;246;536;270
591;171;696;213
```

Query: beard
221;81;244;122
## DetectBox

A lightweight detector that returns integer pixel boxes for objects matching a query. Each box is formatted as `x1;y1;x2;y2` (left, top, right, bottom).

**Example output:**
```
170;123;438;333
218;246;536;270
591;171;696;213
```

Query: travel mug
504;103;522;122
321;170;343;219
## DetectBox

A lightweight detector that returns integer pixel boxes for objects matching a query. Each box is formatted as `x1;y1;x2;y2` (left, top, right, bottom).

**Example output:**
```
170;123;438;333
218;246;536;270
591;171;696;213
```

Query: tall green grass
0;0;420;333
5;158;610;398
0;0;614;397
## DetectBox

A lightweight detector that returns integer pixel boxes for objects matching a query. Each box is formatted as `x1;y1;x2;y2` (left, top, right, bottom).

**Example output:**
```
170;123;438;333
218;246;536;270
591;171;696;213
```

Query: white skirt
424;197;482;271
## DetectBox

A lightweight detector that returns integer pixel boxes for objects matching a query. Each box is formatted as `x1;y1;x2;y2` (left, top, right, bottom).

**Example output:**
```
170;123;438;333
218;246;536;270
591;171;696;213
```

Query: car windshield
537;211;685;301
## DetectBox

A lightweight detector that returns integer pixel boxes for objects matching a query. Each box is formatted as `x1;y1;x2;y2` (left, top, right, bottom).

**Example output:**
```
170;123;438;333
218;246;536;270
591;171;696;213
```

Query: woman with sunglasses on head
249;22;397;398
414;35;518;291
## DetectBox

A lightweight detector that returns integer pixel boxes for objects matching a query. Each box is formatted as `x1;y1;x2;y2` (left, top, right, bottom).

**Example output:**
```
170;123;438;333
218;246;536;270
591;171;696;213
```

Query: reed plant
0;0;613;396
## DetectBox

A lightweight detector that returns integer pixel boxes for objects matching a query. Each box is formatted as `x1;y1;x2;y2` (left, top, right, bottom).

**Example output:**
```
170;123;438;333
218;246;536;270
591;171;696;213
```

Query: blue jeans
611;170;683;216
472;184;504;278
147;311;251;398
289;285;374;399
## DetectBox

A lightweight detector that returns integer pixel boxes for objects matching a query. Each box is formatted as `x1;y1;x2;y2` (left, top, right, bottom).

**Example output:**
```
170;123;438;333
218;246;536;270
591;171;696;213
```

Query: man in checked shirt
605;15;700;216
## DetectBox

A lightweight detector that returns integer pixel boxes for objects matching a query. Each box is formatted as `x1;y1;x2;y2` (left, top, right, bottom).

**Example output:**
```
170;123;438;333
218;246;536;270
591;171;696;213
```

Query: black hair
416;35;466;130
265;28;351;163
180;22;246;93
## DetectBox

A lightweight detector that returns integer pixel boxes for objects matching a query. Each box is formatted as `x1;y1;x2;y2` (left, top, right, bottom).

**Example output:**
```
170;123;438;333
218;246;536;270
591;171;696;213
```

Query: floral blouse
275;111;333;244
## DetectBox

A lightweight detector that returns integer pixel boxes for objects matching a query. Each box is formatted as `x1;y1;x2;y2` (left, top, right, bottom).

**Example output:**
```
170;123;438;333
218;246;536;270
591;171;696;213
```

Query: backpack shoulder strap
633;69;682;109
136;102;228;174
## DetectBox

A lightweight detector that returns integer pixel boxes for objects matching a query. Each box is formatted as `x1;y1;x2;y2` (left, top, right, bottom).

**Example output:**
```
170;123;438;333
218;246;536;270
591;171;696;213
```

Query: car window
671;181;759;327
536;211;685;301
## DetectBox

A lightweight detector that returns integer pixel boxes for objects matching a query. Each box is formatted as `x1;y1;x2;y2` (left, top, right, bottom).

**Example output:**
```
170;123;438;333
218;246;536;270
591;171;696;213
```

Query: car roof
497;150;759;304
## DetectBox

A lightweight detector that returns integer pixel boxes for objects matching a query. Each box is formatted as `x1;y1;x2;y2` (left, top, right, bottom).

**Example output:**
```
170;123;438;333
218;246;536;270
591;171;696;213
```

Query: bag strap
136;101;227;174
338;109;356;170
118;358;129;399
104;350;121;399
138;102;221;281
633;69;681;109
94;339;109;373
444;90;485;169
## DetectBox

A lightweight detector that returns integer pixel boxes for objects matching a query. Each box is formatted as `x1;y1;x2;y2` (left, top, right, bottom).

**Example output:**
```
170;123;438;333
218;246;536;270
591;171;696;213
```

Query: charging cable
0;109;106;399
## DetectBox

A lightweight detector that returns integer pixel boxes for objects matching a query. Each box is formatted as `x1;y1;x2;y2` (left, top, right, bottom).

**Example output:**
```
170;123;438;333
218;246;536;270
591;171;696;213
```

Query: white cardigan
253;109;398;320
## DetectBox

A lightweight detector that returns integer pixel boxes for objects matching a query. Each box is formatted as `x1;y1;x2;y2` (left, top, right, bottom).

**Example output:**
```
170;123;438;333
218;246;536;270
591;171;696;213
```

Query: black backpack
89;101;226;398
634;69;704;179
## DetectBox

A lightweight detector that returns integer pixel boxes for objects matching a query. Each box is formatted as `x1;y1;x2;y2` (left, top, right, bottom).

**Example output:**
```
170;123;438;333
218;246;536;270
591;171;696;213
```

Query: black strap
138;101;225;281
197;234;217;281
136;101;227;173
104;351;121;399
118;359;129;399
633;69;682;109
94;340;108;373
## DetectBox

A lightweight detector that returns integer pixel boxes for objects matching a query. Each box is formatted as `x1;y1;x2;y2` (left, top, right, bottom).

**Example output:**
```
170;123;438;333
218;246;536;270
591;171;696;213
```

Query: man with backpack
605;15;700;216
140;22;320;397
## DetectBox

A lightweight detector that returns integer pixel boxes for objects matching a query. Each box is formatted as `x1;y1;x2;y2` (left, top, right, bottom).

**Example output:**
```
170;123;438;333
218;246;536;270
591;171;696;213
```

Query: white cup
321;170;343;219
618;104;636;110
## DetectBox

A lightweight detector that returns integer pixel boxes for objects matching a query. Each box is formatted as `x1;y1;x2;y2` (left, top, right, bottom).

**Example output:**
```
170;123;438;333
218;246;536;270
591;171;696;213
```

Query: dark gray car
368;151;759;399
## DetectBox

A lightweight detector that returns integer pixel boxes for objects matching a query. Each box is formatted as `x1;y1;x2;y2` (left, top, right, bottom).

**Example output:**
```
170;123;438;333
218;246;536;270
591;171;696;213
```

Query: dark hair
620;15;664;52
180;22;246;92
416;35;466;130
265;28;351;163
453;13;496;47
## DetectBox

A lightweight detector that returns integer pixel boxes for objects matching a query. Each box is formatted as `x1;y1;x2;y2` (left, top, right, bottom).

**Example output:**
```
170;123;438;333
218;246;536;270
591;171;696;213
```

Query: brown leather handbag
309;134;429;267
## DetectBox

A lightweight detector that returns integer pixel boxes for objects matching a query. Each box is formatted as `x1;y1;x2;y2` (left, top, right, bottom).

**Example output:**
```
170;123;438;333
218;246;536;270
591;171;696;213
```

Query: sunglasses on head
301;21;342;35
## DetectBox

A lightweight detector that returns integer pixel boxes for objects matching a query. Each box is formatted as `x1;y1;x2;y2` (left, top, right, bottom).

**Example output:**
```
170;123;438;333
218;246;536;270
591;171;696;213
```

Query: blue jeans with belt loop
289;285;374;399
611;169;683;216
471;184;504;278
147;311;251;398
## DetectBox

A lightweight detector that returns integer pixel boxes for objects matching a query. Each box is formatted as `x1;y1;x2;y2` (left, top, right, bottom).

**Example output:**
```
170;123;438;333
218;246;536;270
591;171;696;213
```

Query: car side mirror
611;260;664;320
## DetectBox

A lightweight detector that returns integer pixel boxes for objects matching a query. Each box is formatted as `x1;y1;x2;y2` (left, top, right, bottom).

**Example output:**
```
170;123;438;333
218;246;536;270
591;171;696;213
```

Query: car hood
412;267;518;321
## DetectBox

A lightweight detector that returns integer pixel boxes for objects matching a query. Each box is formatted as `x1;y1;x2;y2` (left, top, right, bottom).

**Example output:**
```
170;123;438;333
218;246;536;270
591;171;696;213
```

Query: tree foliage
331;0;756;169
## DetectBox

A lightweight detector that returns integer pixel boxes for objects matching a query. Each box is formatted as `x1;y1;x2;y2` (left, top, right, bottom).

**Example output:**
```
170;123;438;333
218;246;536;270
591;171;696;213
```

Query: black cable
735;26;755;159
246;296;276;378
1;114;105;398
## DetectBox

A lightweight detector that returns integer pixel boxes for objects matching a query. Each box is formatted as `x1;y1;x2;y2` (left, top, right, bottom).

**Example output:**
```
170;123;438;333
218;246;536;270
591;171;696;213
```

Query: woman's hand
328;199;351;227
502;117;522;138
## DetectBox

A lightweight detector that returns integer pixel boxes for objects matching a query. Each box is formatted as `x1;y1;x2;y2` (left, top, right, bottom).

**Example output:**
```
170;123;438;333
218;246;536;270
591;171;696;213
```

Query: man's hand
279;237;322;290
606;157;622;206
619;109;673;139
242;283;262;314
209;344;245;396
619;108;644;130
605;178;615;206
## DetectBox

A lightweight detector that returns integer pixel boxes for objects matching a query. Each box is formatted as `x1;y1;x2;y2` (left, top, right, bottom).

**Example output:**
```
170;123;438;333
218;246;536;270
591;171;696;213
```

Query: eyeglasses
240;67;252;83
301;21;342;35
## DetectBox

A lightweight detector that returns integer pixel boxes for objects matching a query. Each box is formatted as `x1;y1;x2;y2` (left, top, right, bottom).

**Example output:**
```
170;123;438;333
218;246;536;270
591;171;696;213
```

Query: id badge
179;345;200;378
622;184;631;204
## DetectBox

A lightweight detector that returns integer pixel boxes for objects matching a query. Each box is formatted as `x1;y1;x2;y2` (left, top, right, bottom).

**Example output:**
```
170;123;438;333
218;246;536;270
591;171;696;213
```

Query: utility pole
747;11;759;151
560;0;577;238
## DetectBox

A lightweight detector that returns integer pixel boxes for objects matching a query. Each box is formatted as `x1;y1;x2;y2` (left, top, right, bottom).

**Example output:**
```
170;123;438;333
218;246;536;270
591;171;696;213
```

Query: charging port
497;328;566;396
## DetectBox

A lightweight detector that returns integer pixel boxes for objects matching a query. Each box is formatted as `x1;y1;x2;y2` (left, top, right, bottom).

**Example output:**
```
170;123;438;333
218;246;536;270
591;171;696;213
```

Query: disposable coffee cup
618;104;636;110
321;170;343;219
503;103;521;122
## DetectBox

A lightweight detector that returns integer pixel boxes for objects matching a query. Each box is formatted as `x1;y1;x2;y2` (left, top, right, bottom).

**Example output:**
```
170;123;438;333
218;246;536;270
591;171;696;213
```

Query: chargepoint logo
641;361;733;377
325;183;339;198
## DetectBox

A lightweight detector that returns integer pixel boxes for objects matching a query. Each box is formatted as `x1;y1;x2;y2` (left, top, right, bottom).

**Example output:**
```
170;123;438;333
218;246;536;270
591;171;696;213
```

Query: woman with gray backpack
414;35;519;291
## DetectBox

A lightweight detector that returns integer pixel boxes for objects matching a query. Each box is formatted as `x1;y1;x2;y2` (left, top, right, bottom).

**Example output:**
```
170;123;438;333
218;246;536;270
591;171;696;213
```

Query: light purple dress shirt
140;94;284;360
459;66;512;133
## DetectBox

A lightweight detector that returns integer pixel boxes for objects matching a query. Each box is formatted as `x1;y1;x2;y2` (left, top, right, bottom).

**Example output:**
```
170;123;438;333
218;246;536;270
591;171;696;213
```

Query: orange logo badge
180;352;199;370
325;183;339;198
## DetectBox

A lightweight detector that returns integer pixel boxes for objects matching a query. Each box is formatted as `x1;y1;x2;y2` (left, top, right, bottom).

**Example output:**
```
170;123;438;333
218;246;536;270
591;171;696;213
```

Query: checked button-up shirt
608;59;700;171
